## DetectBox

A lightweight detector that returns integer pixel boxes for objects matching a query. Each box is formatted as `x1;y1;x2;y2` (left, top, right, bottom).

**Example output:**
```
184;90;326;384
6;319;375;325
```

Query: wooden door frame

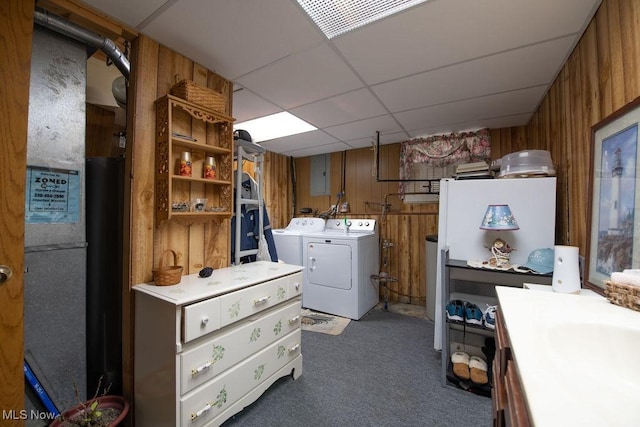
0;1;35;423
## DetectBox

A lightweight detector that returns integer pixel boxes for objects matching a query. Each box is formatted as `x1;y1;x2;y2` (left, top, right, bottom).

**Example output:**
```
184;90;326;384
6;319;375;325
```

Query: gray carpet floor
222;307;492;426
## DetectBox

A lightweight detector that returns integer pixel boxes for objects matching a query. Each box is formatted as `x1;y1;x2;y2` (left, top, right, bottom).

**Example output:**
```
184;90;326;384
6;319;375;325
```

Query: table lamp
480;204;519;267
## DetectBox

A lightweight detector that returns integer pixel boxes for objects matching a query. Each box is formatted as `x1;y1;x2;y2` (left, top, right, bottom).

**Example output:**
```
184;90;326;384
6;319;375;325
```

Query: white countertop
496;286;640;426
133;261;304;305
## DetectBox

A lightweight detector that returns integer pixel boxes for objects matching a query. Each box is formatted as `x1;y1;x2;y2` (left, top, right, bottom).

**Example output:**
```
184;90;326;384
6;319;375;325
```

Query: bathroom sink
546;322;640;392
497;286;640;425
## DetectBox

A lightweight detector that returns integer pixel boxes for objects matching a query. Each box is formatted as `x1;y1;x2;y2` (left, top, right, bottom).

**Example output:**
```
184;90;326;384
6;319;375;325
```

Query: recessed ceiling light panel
297;0;430;39
234;112;317;143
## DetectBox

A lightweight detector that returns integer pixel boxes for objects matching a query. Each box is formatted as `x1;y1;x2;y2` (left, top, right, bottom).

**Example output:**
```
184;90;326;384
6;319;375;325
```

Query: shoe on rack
464;302;483;326
469;356;489;385
451;351;470;380
483;305;497;330
446;300;465;322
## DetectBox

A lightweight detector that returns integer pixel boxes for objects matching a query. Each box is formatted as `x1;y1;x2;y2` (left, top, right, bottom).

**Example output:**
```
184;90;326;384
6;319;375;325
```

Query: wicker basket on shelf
170;75;227;113
152;250;183;286
604;280;640;312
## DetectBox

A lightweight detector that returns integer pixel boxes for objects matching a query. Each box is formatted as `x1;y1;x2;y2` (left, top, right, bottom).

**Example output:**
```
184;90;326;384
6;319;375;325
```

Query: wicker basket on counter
604;280;640;312
170;75;227;113
152;249;183;286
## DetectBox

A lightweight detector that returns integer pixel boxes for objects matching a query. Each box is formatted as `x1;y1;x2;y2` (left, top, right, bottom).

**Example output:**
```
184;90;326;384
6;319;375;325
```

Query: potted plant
50;377;129;427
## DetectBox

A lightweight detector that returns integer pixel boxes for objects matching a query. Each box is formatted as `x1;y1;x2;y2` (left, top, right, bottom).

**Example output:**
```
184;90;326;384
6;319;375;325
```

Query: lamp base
490;238;513;268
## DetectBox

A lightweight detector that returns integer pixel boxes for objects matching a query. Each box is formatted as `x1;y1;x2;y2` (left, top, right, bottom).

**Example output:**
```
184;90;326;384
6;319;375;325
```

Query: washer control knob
358;221;363;226
365;222;370;226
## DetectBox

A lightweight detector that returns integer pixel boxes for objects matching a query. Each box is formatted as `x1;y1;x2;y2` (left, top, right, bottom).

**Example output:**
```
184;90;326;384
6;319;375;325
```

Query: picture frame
587;97;640;290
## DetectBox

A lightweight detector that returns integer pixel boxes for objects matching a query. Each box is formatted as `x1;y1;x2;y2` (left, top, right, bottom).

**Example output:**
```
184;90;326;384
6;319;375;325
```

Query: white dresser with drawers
133;261;304;427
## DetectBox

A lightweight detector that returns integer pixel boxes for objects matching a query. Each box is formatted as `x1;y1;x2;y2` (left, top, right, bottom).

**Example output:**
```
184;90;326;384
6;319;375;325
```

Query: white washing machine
272;217;325;265
302;219;379;320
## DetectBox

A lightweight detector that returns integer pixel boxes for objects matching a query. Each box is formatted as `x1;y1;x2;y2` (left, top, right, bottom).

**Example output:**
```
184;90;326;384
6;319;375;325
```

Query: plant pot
50;395;129;427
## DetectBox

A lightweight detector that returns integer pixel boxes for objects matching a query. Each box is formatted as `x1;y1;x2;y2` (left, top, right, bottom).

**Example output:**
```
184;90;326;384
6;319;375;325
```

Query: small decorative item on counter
191;198;208;212
152;250;183;286
204;156;217;179
171;201;190;212
489;238;514;268
606;270;640;311
179;151;192;177
199;266;214;278
551;245;581;294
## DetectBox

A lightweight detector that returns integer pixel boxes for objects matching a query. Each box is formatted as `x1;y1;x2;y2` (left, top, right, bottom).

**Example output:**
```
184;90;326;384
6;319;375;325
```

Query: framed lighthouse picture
587;97;640;290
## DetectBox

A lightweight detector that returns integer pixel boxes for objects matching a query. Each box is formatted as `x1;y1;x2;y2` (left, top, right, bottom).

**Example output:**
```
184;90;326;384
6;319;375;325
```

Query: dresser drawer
183;297;221;343
218;276;290;328
181;329;302;427
288;272;303;298
180;299;301;394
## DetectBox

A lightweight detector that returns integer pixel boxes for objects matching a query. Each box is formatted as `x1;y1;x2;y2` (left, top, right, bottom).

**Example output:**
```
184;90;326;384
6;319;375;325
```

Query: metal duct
34;8;130;80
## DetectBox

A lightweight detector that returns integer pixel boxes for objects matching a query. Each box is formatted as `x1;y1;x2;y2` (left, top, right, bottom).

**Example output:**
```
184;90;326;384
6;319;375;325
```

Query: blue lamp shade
480;204;519;230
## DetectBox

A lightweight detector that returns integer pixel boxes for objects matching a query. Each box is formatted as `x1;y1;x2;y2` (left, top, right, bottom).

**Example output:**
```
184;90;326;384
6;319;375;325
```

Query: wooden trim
37;0;137;42
0;0;34;418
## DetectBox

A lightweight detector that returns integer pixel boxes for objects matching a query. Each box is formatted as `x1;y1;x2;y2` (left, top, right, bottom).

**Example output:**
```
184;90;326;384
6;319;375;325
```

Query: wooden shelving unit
154;94;234;225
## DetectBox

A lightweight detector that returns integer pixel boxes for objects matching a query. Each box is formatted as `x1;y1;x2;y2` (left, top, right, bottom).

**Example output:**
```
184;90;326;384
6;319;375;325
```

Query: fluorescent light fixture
297;0;430;39
234;112;317;143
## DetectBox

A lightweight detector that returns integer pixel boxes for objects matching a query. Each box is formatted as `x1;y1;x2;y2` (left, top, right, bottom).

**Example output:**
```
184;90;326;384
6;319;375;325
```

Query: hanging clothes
231;172;278;264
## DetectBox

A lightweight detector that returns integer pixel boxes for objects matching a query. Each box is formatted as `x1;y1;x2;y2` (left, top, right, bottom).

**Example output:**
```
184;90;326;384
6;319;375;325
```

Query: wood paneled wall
129;37;234;286
292;144;439;306
491;0;640;260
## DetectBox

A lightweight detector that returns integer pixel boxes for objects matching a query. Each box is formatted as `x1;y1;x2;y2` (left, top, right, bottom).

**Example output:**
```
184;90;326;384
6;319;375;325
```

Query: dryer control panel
325;218;376;233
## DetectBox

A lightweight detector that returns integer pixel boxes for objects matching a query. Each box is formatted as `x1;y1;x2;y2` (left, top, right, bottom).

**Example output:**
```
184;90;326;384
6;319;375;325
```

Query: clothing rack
234;138;266;265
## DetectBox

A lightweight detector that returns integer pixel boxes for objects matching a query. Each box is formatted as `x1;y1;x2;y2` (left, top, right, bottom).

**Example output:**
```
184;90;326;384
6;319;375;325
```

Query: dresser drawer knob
191;402;212;420
201;316;209;326
294;282;301;291
253;296;271;306
191;360;214;376
288;315;300;325
288;343;300;354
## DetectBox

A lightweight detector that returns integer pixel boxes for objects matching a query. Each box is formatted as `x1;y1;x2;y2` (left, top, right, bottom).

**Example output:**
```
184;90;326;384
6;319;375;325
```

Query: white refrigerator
434;177;556;349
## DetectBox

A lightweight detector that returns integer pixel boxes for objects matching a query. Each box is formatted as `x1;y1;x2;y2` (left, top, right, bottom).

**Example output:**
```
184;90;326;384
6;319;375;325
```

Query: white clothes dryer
272;217;325;266
302;219;379;320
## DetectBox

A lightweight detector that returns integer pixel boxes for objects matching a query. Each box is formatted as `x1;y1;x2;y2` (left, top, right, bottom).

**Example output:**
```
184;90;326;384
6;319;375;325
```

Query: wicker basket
170;75;226;113
152;250;183;286
605;280;640;312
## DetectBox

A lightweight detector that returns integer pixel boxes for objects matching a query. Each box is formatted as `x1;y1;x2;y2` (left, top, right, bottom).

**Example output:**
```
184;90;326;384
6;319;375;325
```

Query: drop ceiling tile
408;113;533;138
259;130;339;153
394;86;547;131
82;0;166;28
136;0;324;79
333;0;601;84
232;88;281;123
235;43;363;109
290;88;388;128
283;142;353;158
346;131;410;149
372;36;576;113
324;115;403;142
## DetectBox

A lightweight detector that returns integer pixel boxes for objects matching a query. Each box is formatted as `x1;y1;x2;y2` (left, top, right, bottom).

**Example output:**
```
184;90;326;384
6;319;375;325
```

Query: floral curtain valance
399;128;491;181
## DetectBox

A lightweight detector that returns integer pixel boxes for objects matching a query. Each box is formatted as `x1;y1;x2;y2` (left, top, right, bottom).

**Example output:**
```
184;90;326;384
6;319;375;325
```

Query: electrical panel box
310;154;330;196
